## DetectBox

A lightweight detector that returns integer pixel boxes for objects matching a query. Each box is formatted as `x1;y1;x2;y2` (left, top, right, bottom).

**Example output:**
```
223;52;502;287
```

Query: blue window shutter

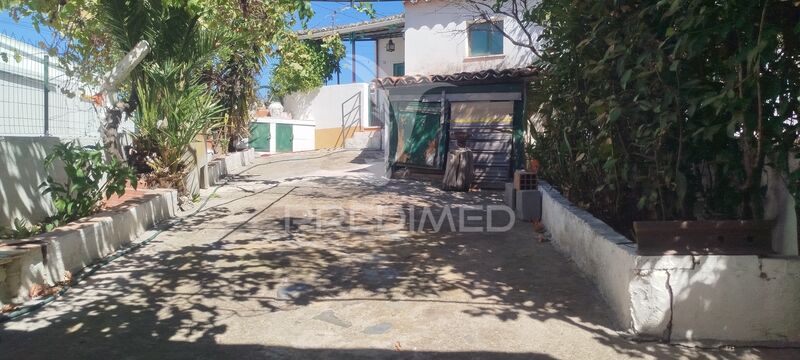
468;22;504;56
393;63;405;76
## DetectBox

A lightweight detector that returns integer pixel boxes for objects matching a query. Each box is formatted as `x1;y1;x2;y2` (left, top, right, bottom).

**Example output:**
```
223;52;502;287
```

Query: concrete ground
1;149;797;359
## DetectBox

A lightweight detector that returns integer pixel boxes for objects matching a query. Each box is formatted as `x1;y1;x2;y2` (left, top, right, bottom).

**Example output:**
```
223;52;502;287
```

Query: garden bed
538;181;800;346
0;189;177;305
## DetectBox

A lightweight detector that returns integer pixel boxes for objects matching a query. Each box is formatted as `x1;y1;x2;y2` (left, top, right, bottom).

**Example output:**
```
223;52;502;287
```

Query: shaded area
0;150;795;359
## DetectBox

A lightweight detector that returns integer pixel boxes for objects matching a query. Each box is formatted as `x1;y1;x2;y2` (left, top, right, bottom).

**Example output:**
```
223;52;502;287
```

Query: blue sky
0;1;404;96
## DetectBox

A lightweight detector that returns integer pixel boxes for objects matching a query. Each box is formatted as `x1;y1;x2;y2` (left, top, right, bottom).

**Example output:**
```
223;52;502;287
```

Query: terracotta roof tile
375;66;540;87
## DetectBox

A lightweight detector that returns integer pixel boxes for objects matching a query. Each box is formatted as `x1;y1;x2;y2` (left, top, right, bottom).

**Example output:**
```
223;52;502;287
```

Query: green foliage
134;61;225;192
522;0;800;229
270;35;346;98
6;0;321;143
353;2;377;18
90;0;224;191
40;141;137;224
0;218;42;240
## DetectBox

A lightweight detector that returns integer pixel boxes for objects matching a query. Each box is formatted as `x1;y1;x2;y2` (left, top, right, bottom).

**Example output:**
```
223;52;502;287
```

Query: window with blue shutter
393;63;405;76
468;21;504;57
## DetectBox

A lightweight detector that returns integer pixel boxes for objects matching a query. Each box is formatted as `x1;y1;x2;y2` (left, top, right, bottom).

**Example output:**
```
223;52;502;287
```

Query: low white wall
345;129;383;150
283;83;370;130
206;149;256;186
539;182;800;345
222;148;255;173
0;136;65;227
0;189;177;304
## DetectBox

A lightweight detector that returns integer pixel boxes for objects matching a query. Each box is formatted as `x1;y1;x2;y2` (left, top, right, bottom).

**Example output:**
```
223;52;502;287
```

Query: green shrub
134;61;225;193
41;141;137;223
525;0;800;231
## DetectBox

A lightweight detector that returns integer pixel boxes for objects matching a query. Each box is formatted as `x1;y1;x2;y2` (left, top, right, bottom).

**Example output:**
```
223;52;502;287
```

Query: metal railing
1;36;100;140
335;91;362;148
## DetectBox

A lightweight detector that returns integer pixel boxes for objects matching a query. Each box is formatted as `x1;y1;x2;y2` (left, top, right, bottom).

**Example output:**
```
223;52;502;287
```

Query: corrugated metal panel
449;101;514;188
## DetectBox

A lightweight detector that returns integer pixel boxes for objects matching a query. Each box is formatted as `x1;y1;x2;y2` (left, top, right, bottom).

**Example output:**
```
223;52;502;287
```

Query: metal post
43;55;50;136
351;33;356;83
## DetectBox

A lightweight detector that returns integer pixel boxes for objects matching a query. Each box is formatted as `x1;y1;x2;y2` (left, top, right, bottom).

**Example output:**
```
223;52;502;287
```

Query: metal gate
448;101;514;189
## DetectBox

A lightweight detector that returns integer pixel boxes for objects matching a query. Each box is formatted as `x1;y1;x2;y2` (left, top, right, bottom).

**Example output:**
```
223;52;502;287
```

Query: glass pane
393;63;405;76
489;26;504;54
469;24;490;56
469;22;503;56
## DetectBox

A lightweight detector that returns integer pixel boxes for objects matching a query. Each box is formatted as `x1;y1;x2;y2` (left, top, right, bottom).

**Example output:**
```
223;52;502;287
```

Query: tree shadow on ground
0;156;794;359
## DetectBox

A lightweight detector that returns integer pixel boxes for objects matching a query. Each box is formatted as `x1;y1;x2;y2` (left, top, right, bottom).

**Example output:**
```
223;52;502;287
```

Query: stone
363;322;392;334
515;189;542;222
276;282;313;301
504;182;515;208
313;310;352;328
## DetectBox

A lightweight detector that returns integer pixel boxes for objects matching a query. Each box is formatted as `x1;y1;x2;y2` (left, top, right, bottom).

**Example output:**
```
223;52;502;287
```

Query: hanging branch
456;0;543;59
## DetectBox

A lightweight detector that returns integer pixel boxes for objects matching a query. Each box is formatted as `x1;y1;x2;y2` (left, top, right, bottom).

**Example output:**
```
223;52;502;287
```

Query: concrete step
345;130;382;150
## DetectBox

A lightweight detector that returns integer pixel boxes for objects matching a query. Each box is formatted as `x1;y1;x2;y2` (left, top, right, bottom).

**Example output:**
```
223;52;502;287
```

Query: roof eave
298;15;405;40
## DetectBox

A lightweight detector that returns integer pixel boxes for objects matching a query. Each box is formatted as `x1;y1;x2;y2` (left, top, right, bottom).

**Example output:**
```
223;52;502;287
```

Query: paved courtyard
1;150;797;359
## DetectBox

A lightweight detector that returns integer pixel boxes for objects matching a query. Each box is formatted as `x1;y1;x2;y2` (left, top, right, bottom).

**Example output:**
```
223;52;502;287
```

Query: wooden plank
442;148;474;191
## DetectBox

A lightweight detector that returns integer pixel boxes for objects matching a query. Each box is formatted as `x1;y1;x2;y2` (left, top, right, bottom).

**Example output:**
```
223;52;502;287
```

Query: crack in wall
663;270;674;343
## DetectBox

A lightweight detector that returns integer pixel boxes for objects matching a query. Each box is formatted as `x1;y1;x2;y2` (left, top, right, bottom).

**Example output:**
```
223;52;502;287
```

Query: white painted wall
283;83;371;129
292;124;316;152
403;0;539;76
0;136;65;228
377;37;406;78
763;156;799;255
539;182;800;345
0;189;177;303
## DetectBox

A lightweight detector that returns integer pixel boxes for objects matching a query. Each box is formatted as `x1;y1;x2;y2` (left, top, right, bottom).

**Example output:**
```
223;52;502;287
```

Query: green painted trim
249;123;271;151
513;100;524;170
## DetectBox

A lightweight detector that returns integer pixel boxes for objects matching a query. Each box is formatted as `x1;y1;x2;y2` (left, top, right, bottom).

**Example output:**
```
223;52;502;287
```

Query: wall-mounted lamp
385;39;396;52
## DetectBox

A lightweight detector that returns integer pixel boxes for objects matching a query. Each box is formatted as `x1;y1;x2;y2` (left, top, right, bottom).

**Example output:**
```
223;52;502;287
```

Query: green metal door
249;122;271;151
276;123;293;152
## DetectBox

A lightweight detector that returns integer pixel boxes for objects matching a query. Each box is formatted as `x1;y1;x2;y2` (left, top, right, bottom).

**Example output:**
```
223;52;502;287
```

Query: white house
282;0;539;188
387;0;537;76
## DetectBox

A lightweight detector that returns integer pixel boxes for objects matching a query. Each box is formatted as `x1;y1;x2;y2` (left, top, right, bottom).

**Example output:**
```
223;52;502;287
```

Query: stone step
345;130;382;150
